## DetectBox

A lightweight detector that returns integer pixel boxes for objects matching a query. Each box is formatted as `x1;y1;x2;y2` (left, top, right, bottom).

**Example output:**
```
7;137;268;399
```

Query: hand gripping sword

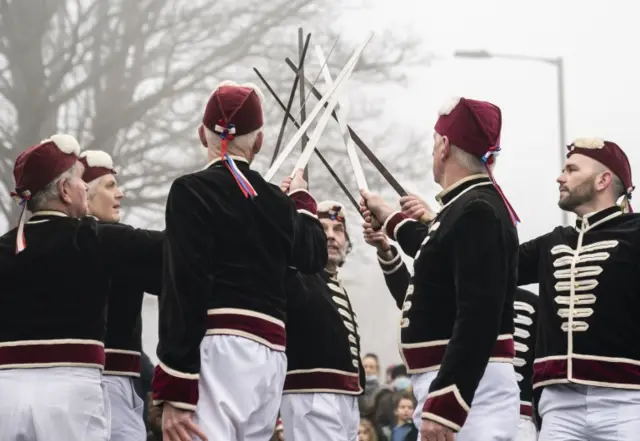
254;68;362;216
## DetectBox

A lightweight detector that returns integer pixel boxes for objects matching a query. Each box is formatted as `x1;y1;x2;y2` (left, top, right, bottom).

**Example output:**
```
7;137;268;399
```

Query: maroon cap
434;97;502;158
13;134;81;199
79;150;117;183
567;138;633;195
202;81;264;138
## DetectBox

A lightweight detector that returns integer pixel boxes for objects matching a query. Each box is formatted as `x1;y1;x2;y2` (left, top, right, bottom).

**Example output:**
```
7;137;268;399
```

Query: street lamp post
454;50;569;226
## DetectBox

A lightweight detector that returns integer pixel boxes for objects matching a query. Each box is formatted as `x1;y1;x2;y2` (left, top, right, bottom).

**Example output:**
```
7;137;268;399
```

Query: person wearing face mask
80;150;162;441
279;199;364;441
517;138;640;441
0;135;163;441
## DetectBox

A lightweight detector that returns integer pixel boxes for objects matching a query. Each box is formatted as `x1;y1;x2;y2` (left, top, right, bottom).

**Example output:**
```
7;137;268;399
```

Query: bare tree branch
0;0;431;230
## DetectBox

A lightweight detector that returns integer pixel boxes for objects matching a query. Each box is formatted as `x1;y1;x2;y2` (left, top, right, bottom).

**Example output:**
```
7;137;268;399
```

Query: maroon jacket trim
0;340;105;369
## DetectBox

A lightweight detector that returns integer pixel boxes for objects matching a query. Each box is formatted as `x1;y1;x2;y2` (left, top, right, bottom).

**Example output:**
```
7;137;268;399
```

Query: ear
252;131;264;155
440;135;452;160
596;170;613;192
57;177;73;204
198;124;208;148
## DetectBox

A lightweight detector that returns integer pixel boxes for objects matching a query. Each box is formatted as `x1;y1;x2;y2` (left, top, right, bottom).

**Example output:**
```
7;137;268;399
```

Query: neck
440;165;484;190
208;147;251;163
573;198;618;218
325;264;338;276
34;201;74;217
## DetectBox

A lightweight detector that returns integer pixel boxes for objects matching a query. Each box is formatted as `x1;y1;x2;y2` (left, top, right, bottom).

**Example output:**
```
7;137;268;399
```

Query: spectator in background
360;353;382;415
389;392;415;441
359;419;378;441
372;364;413;433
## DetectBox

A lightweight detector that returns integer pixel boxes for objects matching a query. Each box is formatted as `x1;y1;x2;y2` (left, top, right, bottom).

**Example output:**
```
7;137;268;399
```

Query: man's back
172;159;326;319
0;213;110;347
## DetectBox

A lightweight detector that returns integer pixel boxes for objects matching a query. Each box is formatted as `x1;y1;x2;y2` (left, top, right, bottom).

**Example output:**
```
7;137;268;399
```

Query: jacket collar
202;155;249;170
575;206;623;232
435;174;493;210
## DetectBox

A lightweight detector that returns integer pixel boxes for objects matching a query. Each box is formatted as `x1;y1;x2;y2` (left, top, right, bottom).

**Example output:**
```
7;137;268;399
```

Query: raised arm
287;188;328;274
93;221;164;276
359;190;431;258
377;244;412;309
383;211;431;258
152;177;213;411
421;201;511;431
363;220;411;309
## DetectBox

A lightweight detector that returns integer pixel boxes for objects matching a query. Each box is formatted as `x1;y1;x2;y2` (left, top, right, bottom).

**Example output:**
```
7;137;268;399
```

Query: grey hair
203;125;263;156
26;164;78;212
451;145;496;173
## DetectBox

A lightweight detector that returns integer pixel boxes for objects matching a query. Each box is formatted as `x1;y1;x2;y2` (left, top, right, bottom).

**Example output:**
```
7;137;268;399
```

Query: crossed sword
254;31;410;222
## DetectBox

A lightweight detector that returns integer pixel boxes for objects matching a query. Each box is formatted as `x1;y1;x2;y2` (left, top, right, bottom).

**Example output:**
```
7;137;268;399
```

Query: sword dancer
389;195;541;440
360;97;520;441
152;80;328;441
280;198;364;441
518;138;640;441
0;135;163;441
80;150;159;441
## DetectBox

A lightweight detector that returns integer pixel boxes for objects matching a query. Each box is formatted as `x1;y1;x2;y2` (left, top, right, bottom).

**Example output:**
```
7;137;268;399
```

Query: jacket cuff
151;362;200;411
421;385;470;432
289;189;318;217
377;244;403;275
383;211;413;241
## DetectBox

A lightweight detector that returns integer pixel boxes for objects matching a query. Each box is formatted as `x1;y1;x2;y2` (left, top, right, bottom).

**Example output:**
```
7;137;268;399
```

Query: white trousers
538;383;640;441
103;375;145;441
516;416;538;441
0;367;110;441
194;335;287;441
280;393;359;441
412;363;520;441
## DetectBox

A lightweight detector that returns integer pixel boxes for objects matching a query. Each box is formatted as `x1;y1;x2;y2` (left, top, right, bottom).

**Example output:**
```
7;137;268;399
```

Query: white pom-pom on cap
571;137;605;150
41;133;81;155
214;80;265;103
438;96;462;116
79;150;114;169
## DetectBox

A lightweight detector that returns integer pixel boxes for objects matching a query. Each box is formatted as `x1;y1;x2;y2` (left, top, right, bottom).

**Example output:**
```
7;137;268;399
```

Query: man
360;96;520;441
280;199;363;441
80;150;158;441
152;80;328;441
518;138;640;440
378;193;541;440
359;353;382;414
0;135;163;441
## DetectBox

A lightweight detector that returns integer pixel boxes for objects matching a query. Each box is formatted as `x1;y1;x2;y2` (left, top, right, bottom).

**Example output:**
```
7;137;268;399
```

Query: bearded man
518;138;640;441
280;197;363;441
